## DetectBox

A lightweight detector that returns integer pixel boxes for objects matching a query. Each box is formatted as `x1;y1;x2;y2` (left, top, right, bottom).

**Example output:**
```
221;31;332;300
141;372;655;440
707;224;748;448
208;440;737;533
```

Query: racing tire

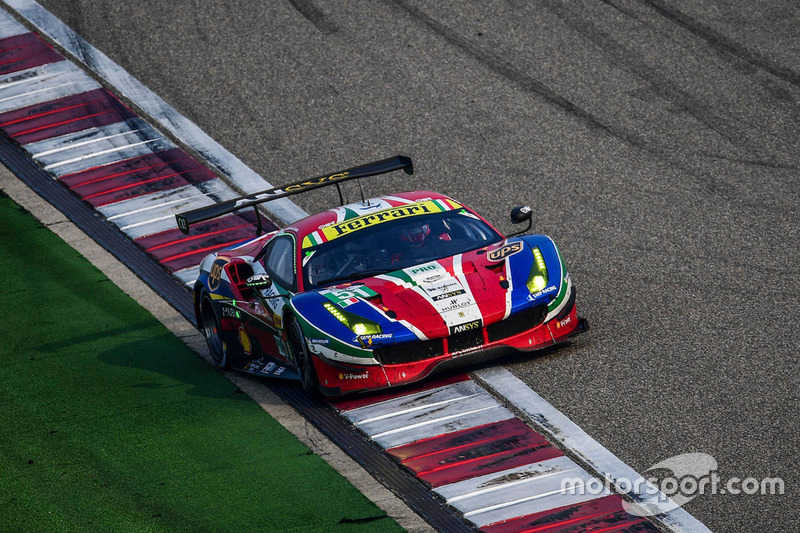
201;295;229;369
289;318;320;397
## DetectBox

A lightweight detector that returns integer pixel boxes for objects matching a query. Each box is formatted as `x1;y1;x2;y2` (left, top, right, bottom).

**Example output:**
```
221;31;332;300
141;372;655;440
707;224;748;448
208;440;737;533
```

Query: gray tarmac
35;1;799;531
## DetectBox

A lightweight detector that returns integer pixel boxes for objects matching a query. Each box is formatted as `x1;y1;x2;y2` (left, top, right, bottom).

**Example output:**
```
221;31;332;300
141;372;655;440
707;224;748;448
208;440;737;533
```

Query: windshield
302;208;503;289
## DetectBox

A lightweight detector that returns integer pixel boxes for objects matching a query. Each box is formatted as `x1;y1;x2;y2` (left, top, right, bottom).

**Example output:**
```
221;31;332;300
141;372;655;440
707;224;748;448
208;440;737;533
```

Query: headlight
526;247;549;293
323;302;382;335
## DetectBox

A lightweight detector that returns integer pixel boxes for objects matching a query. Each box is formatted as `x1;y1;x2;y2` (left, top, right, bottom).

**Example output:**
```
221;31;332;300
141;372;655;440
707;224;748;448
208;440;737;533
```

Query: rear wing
175;155;413;234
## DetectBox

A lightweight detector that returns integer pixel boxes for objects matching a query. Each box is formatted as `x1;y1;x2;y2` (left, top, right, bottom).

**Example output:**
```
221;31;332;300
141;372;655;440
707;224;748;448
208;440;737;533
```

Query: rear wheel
289;318;319;397
201;296;229;369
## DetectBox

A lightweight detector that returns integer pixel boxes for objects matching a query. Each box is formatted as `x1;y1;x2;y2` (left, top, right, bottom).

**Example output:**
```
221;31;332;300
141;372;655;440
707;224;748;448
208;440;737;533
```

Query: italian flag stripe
432;199;449;211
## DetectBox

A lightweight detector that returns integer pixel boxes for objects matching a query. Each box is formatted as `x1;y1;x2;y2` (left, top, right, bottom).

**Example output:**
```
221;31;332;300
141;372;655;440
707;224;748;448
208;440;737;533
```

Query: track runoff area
0;2;710;532
0;190;404;532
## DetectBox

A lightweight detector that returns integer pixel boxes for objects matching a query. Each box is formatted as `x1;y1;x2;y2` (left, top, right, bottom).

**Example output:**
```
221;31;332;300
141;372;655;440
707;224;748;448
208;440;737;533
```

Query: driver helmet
400;223;431;247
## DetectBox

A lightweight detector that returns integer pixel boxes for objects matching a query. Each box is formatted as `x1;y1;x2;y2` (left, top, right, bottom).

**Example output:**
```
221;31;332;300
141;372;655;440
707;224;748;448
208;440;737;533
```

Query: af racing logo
449;319;482;335
208;256;231;291
488;241;524;262
355;333;393;348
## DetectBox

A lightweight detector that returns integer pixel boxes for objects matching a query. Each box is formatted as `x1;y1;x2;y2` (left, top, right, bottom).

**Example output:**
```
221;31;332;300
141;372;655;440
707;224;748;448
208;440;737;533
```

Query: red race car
176;156;587;396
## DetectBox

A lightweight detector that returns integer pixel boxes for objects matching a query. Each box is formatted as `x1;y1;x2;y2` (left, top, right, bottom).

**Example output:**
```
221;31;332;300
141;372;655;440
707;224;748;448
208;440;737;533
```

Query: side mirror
510;205;532;225
508;205;533;236
246;273;273;289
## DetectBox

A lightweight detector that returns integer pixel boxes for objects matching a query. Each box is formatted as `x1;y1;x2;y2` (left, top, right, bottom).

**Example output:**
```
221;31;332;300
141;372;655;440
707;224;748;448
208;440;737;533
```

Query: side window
263;235;296;290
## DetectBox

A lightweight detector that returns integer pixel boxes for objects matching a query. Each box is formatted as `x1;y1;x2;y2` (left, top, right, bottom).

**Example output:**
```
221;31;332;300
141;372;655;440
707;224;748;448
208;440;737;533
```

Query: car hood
290;235;568;353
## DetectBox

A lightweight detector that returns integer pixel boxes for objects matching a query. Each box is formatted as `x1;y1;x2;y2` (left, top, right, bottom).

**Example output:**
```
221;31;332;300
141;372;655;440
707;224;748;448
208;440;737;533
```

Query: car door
238;234;297;370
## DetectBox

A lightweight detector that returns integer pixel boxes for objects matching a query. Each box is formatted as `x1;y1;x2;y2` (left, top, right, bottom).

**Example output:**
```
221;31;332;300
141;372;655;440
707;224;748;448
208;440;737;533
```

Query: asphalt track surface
34;1;798;531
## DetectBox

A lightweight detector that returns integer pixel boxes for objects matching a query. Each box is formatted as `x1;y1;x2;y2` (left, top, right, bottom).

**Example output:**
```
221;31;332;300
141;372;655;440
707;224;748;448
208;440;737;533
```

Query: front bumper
313;302;587;397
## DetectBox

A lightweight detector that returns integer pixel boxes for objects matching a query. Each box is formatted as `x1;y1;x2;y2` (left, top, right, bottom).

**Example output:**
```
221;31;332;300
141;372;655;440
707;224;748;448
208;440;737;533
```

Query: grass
0;194;403;532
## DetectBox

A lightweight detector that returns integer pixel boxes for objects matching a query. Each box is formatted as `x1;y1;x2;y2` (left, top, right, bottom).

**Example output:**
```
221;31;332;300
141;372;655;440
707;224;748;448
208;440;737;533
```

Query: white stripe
118;212;176;231
444;458;581;504
97;185;216;239
342;379;487;423
44;138;161;170
355;393;482;425
342;380;513;448
5;0;307;224
173;265;200;286
370;405;503;441
33;128;147;158
0;8;27;37
0;61;99;113
473;368;711;532
105;192;208;221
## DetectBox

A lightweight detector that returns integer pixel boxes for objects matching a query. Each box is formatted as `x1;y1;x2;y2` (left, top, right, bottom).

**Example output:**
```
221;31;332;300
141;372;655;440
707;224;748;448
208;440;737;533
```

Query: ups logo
208;256;231;290
488;241;523;262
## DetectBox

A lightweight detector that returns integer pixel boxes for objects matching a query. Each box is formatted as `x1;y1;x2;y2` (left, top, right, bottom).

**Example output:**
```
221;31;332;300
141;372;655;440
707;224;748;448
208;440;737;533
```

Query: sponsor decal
531;285;557;298
246;273;272;287
449;319;482;335
221;306;238;319
301;200;460;248
488;241;524;262
238;327;252;355
321;285;377;307
431;289;466;301
556;315;572;329
208;256;231;291
338;372;370;381
308;338;330;345
408;264;437;276
440;298;473;312
246;360;287;376
355;333;393;348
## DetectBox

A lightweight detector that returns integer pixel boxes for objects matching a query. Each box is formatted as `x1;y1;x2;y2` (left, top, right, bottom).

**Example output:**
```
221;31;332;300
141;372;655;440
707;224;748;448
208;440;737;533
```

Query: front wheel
201;296;229;369
289;318;319;397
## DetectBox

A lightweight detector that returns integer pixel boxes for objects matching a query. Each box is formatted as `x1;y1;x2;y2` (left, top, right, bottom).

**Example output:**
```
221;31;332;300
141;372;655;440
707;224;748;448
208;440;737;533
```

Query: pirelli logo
284;171;349;192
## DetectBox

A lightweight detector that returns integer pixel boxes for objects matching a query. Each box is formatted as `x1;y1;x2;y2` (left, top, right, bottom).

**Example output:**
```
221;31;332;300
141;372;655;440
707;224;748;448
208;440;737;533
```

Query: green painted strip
0;195;400;533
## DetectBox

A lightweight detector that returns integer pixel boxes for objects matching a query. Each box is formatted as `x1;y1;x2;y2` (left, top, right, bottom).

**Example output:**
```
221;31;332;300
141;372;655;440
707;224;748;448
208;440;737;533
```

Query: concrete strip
0;165;432;533
3;0;308;224
473;366;712;533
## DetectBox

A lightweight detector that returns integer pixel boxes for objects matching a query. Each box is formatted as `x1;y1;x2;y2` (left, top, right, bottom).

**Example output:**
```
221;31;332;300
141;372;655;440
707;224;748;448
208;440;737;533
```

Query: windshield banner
301;199;461;249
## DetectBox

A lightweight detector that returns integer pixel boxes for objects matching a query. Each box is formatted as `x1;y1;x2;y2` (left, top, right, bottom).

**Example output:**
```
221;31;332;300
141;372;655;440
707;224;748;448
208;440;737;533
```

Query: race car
176;156;587;396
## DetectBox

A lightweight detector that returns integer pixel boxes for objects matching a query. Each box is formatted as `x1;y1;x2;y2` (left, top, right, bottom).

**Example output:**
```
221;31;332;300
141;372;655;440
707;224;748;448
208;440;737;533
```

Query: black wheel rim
292;321;314;391
202;301;223;364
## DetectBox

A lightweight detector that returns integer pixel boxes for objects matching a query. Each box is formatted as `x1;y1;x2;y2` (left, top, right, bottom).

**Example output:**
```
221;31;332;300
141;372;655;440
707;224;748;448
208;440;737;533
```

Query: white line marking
370;405;503;441
33;128;147;158
43;138;160;170
118;212;178;231
446;466;583;504
356;393;483;426
463;481;589;517
105;192;208;221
